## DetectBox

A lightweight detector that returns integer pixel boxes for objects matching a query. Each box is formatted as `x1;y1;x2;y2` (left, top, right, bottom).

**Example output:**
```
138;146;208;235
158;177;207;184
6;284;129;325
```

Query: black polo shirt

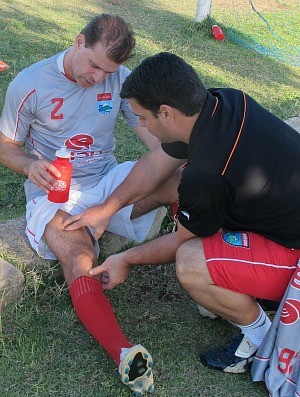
162;88;300;248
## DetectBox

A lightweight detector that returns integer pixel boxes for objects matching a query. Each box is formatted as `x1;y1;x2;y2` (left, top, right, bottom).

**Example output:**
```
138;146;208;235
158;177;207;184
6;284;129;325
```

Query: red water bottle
211;25;224;41
48;147;72;203
0;60;10;72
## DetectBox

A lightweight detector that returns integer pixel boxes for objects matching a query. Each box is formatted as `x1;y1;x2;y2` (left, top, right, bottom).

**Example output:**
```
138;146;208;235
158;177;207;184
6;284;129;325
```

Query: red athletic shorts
203;231;300;301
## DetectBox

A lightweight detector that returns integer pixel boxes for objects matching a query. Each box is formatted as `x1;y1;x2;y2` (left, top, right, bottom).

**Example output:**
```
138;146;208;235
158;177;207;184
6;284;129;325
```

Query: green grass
0;0;299;396
1;267;268;397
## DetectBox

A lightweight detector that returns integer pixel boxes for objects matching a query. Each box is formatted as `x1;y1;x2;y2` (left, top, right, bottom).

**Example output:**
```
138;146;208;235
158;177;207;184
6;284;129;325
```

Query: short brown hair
80;14;135;64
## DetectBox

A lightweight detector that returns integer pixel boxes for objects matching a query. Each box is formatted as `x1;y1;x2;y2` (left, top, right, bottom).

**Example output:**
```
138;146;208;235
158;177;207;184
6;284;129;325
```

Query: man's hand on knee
62;205;111;240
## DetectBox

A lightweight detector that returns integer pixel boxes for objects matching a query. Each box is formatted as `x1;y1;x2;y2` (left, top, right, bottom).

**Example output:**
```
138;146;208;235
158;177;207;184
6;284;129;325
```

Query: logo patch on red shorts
222;232;249;248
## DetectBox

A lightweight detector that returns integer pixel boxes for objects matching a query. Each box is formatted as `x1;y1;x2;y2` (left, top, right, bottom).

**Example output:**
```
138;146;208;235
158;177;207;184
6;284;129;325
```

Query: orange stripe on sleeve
211;97;219;117
221;91;247;176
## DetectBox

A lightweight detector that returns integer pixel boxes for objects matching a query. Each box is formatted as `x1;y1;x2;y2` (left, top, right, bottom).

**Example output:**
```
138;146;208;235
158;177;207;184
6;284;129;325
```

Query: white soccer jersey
0;50;139;201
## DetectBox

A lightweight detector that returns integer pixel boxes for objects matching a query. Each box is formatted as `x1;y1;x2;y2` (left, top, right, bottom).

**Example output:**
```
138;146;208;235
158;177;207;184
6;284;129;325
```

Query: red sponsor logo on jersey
65;134;94;150
64;134;104;163
97;93;112;101
291;269;300;290
280;299;300;325
69;150;104;162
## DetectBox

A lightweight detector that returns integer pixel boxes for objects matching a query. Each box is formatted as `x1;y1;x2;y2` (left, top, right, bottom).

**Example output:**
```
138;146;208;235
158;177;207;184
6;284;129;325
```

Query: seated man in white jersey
0;15;180;396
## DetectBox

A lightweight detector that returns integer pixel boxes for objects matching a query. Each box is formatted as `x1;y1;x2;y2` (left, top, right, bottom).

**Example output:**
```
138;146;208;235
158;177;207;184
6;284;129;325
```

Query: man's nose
93;69;107;83
139;119;146;128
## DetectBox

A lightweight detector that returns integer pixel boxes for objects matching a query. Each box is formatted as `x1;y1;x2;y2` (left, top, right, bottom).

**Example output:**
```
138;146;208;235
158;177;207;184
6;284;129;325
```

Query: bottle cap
55;146;71;158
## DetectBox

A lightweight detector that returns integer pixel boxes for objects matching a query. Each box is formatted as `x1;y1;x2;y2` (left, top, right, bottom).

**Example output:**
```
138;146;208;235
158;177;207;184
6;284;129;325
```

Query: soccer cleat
196;304;218;319
200;334;257;373
119;344;154;396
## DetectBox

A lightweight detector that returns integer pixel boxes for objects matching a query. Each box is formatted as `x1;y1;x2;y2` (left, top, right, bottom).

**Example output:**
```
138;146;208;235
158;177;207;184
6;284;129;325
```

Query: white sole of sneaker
224;356;254;374
197;304;218;319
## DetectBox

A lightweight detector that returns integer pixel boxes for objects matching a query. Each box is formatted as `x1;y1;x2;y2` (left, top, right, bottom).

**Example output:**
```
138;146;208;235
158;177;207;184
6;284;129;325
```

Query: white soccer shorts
25;161;158;260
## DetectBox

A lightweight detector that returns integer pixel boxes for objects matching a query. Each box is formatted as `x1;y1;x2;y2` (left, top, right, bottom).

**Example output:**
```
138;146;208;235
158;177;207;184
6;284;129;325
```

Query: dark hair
120;52;208;116
80;14;135;64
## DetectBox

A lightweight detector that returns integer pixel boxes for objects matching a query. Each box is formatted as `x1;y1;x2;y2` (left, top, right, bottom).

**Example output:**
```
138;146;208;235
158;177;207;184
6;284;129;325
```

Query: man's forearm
89;224;197;287
123;233;179;267
121;222;197;268
133;125;160;151
0;137;32;176
100;154;154;216
0;133;61;193
100;146;183;217
89;233;179;289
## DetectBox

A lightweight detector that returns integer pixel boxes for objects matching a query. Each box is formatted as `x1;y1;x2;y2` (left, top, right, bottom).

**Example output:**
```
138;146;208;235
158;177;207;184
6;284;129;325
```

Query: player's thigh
176;237;214;284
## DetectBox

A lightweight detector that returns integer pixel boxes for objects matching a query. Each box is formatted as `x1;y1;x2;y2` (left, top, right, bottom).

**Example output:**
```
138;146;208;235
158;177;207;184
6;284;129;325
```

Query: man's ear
159;104;173;120
74;34;85;49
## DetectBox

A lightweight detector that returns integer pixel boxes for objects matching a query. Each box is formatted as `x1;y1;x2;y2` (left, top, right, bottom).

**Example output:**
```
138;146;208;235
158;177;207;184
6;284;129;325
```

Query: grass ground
0;0;299;396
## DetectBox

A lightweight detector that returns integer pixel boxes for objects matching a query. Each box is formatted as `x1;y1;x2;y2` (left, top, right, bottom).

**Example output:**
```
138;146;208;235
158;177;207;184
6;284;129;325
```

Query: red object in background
0;60;10;72
211;25;224;41
48;147;72;203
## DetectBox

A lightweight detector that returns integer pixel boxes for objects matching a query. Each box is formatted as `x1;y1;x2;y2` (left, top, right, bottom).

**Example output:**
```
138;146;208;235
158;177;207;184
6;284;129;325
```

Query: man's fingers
47;163;62;178
93;229;104;240
30;174;50;193
101;272;109;284
64;221;84;231
62;214;82;228
28;160;60;192
102;282;114;291
89;264;107;276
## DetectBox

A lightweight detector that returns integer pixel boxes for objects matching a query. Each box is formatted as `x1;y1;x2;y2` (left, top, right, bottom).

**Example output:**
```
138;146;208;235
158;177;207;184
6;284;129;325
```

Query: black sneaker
200;334;257;373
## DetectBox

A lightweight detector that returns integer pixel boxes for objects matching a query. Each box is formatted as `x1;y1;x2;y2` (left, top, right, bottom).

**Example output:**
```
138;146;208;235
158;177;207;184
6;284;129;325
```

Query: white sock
120;346;132;362
120;344;141;362
236;304;271;347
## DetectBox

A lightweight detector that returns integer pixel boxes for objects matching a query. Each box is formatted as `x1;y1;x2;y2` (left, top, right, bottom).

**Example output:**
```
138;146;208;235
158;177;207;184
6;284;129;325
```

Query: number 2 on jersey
51;98;64;120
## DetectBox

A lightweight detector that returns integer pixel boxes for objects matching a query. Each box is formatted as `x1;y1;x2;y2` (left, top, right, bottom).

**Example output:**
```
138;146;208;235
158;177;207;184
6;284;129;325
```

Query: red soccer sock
69;275;132;364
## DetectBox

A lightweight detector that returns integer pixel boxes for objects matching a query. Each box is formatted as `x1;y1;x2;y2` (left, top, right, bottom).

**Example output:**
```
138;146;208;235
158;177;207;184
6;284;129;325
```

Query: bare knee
44;210;97;284
64;246;96;280
44;209;73;236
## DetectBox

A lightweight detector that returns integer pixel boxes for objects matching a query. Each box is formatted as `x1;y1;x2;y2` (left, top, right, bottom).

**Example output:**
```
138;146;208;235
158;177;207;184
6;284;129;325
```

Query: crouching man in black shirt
63;52;300;375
